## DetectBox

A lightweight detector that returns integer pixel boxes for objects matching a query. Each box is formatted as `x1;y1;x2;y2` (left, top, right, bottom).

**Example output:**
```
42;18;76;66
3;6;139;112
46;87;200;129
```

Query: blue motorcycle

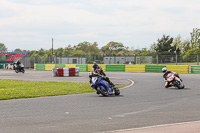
91;76;120;96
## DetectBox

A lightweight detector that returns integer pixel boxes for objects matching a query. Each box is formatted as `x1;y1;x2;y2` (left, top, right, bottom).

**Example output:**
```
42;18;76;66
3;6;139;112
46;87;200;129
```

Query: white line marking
108;117;113;120
105;120;200;133
120;79;134;90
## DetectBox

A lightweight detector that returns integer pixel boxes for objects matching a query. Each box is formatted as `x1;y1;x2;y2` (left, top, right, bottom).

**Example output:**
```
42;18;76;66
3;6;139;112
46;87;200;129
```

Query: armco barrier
34;64;200;74
65;64;76;68
76;64;87;71
125;65;145;72
35;64;45;71
45;64;55;71
87;64;106;72
166;65;189;73
55;64;65;68
145;65;166;73
87;64;93;71
99;64;106;72
190;66;200;73
106;64;125;72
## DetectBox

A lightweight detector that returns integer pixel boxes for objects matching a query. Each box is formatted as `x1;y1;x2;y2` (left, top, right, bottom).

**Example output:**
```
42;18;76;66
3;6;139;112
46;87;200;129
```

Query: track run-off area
0;70;200;133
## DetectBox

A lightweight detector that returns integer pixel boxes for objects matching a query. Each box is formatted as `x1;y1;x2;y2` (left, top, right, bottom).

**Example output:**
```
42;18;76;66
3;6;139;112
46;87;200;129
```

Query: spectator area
0;53;11;56
6;53;28;61
0;52;28;61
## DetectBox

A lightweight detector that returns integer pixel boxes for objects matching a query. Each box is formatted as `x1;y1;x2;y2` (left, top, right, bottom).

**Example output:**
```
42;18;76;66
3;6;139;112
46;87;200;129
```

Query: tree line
0;28;200;63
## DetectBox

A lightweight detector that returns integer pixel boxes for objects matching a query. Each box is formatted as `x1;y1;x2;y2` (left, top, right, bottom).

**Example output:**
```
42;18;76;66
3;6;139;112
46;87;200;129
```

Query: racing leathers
89;72;115;88
95;66;106;76
15;60;21;70
93;64;98;71
163;71;181;88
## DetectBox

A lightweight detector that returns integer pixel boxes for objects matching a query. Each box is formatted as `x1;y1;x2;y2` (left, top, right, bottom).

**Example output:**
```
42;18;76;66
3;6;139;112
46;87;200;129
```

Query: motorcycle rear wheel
114;87;120;95
22;69;25;73
177;81;184;89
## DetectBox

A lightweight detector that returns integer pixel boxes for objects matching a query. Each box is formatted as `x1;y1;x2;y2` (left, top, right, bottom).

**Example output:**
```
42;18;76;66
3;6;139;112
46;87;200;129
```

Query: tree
107;41;125;53
153;35;174;54
140;48;151;56
190;28;200;49
14;48;22;52
172;35;192;55
150;35;175;63
86;42;100;55
75;41;91;52
101;45;109;56
149;42;156;53
183;49;200;62
117;51;125;56
55;48;64;57
38;48;45;55
0;43;7;51
64;45;74;56
70;50;87;56
172;35;181;50
101;41;125;56
181;39;191;54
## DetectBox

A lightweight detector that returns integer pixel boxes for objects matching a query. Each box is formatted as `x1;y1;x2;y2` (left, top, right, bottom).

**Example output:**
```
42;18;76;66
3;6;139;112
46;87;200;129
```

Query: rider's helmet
162;67;167;73
93;62;97;65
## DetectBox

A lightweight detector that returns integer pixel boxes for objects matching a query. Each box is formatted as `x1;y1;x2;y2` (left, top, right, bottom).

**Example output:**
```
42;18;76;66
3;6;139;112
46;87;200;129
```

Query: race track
0;70;200;133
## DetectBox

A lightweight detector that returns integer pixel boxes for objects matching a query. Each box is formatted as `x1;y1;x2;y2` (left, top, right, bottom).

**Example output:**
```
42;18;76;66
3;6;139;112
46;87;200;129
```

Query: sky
0;0;200;51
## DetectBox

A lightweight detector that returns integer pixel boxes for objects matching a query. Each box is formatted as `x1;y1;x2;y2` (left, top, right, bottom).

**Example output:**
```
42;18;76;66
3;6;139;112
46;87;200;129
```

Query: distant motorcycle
167;73;184;89
14;63;25;73
91;76;120;96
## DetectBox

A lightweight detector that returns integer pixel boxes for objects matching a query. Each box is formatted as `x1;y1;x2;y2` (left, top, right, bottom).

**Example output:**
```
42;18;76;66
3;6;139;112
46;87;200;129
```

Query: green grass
0;79;125;100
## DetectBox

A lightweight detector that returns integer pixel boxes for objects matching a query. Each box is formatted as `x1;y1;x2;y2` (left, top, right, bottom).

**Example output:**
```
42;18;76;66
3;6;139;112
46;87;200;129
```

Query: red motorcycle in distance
167;73;184;89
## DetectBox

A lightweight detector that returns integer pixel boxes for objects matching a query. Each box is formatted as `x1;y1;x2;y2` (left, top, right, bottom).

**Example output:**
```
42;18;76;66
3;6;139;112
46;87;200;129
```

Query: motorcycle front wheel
97;86;108;96
176;81;184;89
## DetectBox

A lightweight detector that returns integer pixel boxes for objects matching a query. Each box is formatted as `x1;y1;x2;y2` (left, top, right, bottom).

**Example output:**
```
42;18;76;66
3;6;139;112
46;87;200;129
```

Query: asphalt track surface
0;70;200;133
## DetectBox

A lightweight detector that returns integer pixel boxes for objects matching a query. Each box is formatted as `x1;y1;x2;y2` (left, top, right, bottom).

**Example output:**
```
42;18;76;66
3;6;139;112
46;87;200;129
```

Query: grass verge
0;79;125;100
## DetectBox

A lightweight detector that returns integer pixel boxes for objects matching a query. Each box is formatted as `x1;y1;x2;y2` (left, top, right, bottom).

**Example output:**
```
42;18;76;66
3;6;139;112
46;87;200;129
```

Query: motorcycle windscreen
92;77;97;84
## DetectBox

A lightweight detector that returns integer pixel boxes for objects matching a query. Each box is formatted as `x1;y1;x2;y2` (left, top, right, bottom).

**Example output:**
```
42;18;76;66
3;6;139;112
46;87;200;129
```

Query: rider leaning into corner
90;62;115;88
16;59;21;69
162;67;182;88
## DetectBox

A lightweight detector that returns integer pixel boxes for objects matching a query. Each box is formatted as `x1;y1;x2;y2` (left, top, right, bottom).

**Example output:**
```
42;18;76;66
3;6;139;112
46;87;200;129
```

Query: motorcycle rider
162;67;182;88
15;59;21;70
88;71;115;88
93;62;98;71
95;66;106;76
93;62;106;76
